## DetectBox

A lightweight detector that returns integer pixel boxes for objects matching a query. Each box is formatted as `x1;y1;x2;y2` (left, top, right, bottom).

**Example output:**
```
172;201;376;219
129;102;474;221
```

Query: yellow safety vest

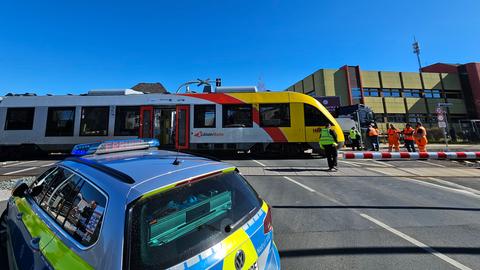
320;128;335;146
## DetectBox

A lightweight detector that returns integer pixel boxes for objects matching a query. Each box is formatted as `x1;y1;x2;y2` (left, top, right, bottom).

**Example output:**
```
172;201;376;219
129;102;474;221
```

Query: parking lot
1;155;479;269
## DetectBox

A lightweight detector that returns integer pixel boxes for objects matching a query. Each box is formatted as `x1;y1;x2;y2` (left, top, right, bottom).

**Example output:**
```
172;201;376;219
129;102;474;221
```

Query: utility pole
412;37;422;71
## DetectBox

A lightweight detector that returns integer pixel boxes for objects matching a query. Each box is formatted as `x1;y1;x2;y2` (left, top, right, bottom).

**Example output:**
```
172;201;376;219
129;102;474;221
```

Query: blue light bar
71;138;160;156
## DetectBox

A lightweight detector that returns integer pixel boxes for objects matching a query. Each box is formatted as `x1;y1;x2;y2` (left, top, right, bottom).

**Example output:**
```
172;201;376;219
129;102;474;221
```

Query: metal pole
444;111;449;152
356;110;364;150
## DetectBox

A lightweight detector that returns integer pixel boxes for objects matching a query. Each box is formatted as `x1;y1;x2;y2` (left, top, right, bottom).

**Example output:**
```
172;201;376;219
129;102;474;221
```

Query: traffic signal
216;78;221;87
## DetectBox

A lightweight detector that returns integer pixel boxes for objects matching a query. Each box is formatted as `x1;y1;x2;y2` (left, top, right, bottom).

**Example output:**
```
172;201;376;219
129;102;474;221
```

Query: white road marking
426;177;480;195
338;160;361;167
371;159;395;167
252;159;266;167
417;160;446;168
283;176;315;192
281;176;475;269
40;162;56;167
360;214;473;270
1;161;19;166
3;160;37;167
3;167;39;175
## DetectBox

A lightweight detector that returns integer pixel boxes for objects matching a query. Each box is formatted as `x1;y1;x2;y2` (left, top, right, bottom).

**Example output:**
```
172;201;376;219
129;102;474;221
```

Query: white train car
0;88;344;158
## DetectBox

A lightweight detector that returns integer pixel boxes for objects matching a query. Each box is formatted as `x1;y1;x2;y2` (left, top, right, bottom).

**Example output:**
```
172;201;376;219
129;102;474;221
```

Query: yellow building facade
286;65;469;132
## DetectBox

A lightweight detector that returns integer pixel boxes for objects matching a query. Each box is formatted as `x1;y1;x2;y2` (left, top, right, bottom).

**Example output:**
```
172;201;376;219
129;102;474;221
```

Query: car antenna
172;147;181;165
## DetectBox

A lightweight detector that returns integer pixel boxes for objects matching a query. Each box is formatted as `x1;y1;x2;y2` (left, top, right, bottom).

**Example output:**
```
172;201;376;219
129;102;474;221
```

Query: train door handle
29;237;41;252
16;212;23;221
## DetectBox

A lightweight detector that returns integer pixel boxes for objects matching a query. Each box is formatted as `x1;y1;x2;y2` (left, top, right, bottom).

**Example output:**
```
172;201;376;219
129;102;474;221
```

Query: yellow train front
183;91;345;153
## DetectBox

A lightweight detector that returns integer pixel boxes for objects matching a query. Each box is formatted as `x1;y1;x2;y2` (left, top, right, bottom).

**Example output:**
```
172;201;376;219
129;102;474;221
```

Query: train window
304;104;332;126
45;107;75;136
259;104;290;127
114;106;140;136
4;107;35;130
222;104;253;128
80;107;109;136
194;105;216;128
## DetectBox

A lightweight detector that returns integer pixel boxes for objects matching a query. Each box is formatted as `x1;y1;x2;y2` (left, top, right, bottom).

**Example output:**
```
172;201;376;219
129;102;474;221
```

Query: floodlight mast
412;37;422;71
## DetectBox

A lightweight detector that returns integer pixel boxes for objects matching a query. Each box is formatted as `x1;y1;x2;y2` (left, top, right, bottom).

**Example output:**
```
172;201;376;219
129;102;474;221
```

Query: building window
194;105;216;128
4;107;35;130
259;104;290;127
351;88;362;98
222;104;253;128
375;114;385;123
445;91;462;99
386;114;405;123
45;107;75;136
304;104;331;126
403;89;421;98
382;89;401;97
408;114;427;124
363;88;380;97
305;91;316;97
424;89;442;98
80;107;109;136
114;107;140;136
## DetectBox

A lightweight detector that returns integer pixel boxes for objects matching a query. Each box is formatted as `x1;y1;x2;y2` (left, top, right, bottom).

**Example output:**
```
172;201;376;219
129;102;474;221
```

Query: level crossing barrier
342;151;480;160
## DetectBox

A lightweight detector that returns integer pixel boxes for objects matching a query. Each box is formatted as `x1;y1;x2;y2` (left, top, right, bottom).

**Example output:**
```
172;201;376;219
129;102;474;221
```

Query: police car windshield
127;172;261;269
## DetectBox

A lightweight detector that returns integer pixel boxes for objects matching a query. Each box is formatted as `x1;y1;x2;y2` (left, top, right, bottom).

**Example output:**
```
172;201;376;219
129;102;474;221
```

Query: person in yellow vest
319;122;338;171
415;122;428;152
349;126;361;151
387;124;400;152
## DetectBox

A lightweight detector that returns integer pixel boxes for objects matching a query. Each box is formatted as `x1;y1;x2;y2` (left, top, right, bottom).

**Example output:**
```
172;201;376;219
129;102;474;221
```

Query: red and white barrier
343;152;480;160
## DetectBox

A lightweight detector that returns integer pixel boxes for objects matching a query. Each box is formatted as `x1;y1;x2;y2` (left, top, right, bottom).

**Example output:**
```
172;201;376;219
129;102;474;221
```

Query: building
131;82;168;93
285;63;480;134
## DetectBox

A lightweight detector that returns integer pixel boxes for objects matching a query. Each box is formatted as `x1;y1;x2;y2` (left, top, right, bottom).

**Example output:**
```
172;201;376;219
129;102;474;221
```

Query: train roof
62;149;233;204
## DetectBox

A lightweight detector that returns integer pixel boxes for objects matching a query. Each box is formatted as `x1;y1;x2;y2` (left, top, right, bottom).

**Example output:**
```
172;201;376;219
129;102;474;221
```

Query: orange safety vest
368;127;378;136
403;127;414;141
387;128;400;139
415;126;427;139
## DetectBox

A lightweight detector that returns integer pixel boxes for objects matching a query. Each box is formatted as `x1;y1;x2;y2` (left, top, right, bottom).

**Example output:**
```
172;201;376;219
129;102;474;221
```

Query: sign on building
314;96;341;115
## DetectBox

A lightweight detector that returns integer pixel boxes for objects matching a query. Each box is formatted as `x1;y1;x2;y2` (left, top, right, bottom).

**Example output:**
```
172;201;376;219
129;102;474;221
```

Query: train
0;87;344;158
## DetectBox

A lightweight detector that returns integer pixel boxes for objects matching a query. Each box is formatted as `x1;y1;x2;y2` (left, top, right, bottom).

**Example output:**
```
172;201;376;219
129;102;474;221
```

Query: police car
0;139;281;269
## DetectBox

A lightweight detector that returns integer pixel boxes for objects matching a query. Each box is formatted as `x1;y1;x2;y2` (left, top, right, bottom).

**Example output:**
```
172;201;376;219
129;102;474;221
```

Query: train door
139;106;153;138
175;105;189;149
153;107;175;147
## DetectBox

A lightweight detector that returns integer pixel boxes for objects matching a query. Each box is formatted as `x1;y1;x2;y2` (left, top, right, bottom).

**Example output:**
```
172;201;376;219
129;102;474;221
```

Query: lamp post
175;78;212;94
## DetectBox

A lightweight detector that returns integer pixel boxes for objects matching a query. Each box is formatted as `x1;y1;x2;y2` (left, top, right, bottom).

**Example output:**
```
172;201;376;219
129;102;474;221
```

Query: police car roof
61;149;234;204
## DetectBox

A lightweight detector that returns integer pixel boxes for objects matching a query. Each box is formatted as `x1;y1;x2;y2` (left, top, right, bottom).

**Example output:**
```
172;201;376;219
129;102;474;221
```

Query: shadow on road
280;246;480;257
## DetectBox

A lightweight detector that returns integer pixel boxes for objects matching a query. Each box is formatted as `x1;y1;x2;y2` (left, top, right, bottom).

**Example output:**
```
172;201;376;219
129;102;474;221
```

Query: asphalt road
1;155;479;269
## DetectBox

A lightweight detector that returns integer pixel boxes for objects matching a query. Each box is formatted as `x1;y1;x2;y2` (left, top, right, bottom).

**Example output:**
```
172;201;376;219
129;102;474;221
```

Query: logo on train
193;131;225;137
313;128;321;133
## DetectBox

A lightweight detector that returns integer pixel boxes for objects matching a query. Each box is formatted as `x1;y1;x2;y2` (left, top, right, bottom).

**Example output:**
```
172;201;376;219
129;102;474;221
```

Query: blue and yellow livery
0;140;280;269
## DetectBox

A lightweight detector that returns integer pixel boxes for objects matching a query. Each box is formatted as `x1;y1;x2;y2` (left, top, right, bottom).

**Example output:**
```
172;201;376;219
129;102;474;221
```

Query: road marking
426;177;480;195
3;167;39;175
40;162;56;167
360;214;473;270
371;159;394;167
417;160;446;168
1;161;19;166
283;176;315;192
3;160;37;167
281;176;474;270
338;160;361;167
252;160;266;167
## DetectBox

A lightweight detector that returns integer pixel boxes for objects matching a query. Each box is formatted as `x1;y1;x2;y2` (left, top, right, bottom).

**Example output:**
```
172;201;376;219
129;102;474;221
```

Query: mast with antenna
412;37;422;71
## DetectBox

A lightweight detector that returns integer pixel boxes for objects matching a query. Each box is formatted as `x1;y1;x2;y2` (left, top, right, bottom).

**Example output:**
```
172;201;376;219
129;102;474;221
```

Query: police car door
7;167;59;269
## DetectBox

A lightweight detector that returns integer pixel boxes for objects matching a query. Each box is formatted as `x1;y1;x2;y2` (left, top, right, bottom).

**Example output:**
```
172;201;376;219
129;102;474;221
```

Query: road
1;156;479;269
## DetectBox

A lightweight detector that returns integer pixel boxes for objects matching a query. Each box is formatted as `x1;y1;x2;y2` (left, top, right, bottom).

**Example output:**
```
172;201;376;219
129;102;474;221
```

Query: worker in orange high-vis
387;124;400;152
367;124;379;151
402;123;416;152
414;122;428;152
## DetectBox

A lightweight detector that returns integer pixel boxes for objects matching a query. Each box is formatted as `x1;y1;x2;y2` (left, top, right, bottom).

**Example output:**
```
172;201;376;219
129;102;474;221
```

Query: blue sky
1;0;479;95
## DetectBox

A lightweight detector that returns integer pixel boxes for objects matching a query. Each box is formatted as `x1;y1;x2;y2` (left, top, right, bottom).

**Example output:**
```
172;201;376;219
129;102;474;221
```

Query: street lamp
175;78;212;94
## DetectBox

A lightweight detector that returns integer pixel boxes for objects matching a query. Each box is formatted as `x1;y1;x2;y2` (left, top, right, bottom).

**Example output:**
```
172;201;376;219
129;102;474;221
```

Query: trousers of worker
388;137;400;152
415;137;428;152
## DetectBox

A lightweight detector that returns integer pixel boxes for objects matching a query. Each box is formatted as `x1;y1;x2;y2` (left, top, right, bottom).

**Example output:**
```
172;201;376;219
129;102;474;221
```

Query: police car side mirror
12;181;29;198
